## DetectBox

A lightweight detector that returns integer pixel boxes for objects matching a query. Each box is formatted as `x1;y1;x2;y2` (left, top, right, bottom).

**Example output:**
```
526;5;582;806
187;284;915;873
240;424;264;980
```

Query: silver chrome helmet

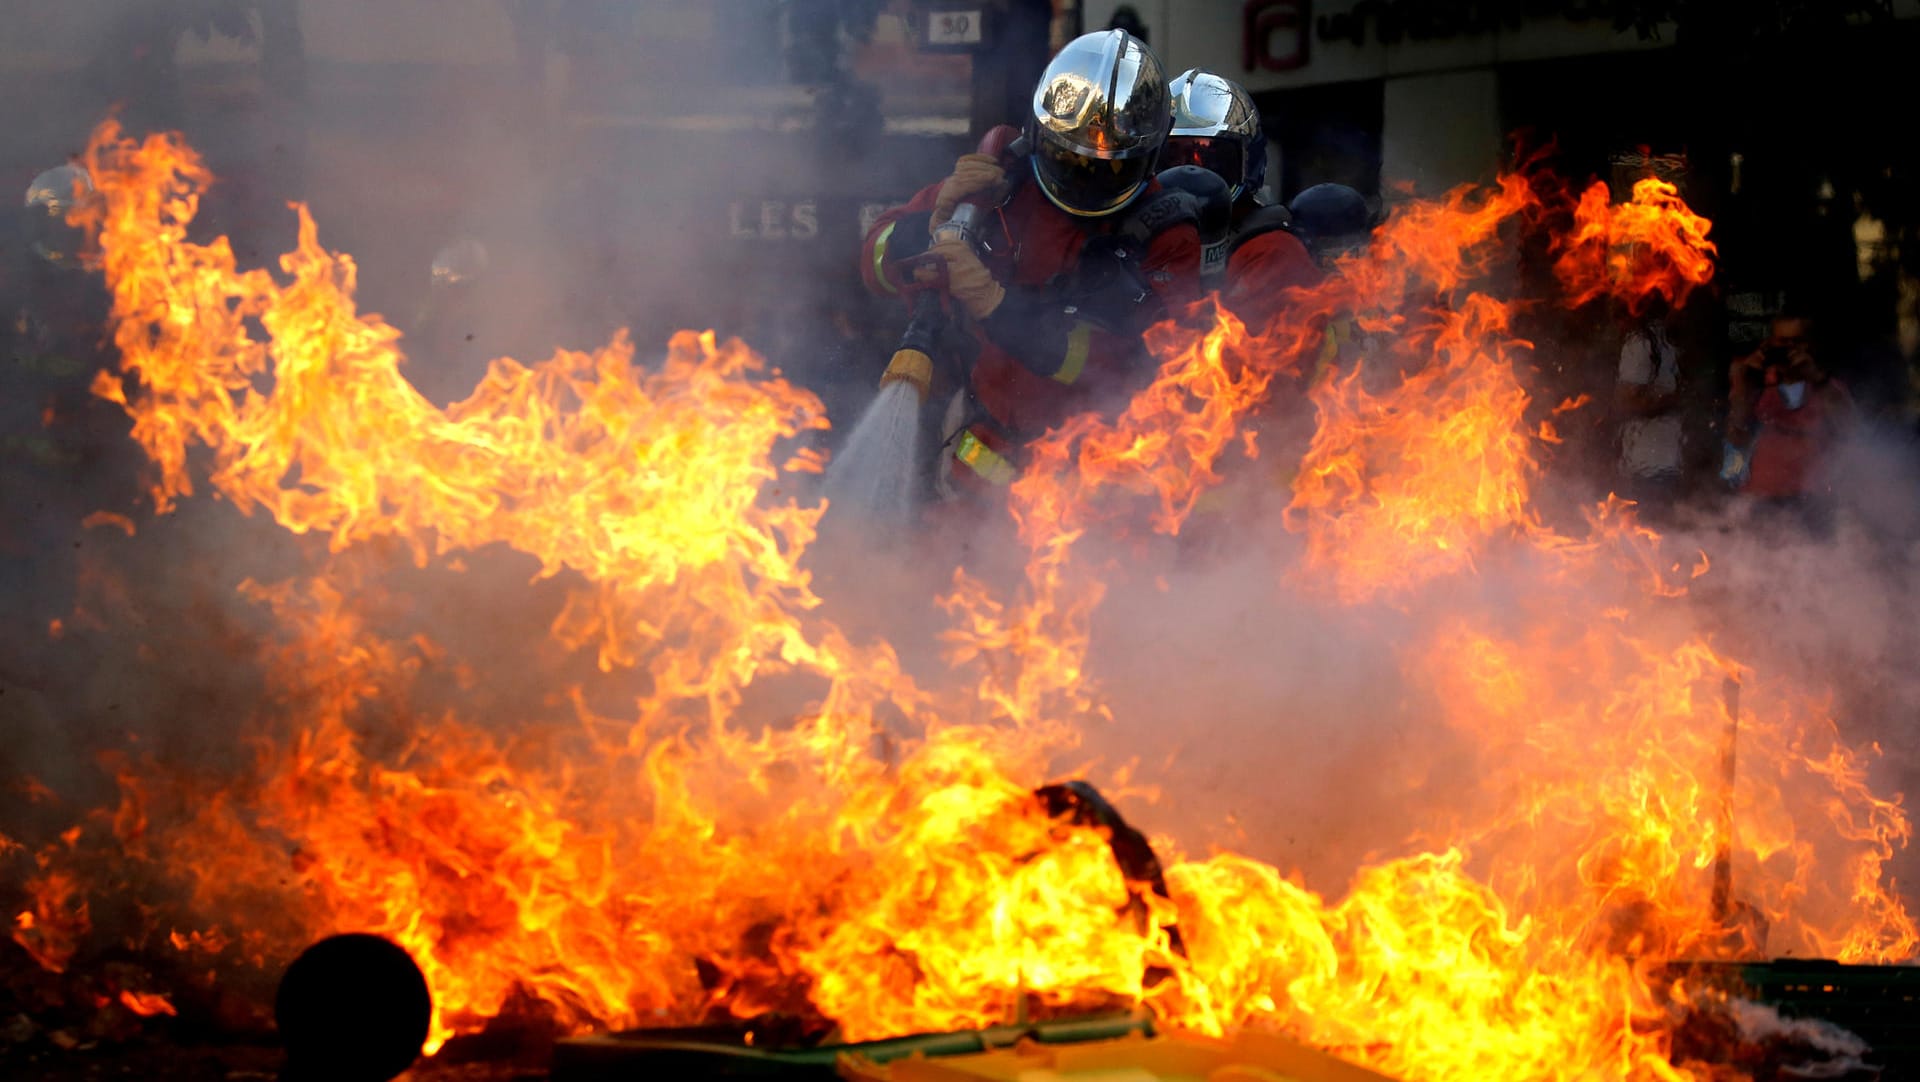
1166;70;1266;202
1027;30;1171;218
24;165;94;269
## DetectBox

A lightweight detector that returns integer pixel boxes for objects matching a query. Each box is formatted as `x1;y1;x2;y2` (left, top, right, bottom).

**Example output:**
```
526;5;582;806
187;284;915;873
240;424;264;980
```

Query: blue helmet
1156;164;1236;282
1287;183;1378;253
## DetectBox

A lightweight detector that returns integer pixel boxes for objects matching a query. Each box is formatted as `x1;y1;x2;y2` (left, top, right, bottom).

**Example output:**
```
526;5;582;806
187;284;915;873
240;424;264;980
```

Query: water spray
821;127;1019;529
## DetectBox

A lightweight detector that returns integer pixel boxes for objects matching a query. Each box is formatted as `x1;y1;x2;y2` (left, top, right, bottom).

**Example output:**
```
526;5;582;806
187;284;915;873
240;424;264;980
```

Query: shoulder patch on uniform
1131;191;1196;235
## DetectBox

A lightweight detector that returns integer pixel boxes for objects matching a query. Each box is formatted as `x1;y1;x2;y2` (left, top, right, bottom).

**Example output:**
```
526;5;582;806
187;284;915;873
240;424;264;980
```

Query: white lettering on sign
858;202;891;239
758;200;786;240
927;10;984;46
790;202;818;240
729;203;756;239
728;201;821;241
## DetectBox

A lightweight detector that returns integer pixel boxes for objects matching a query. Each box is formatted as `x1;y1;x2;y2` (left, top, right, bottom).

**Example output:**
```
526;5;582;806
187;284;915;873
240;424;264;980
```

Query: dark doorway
1256;79;1385;202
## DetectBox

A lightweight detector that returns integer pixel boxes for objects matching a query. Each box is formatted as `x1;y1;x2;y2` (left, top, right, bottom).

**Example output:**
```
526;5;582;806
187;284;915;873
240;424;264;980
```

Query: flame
13;866;88;975
1555;178;1717;315
81;510;137;536
2;120;1909;1082
1288;292;1542;601
947;159;1910;1081
118;990;177;1017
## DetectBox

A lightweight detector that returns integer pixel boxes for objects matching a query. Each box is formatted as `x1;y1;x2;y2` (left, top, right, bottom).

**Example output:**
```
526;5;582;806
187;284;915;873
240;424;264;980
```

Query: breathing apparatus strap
1225;202;1297;259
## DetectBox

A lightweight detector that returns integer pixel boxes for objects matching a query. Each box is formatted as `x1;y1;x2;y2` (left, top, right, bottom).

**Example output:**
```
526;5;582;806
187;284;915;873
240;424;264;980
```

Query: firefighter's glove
931;153;1007;228
916;237;1005;321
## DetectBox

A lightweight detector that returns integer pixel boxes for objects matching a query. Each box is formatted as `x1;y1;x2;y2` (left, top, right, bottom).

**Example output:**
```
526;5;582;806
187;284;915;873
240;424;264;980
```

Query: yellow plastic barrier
838;1028;1398;1082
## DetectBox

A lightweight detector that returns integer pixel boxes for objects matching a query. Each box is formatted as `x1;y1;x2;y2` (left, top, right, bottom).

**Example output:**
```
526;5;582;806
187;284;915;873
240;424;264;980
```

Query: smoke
1018;396;1920;917
1723;996;1873;1075
3;12;1917;1076
1665;422;1920;888
875;283;1920;949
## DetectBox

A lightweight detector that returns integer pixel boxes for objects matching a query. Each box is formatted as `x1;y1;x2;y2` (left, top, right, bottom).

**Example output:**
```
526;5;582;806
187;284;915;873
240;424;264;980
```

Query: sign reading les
1243;0;1311;72
729;201;820;241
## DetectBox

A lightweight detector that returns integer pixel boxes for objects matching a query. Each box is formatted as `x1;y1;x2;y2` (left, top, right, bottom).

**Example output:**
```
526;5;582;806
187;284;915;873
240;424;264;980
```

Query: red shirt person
1732;316;1854;501
860;30;1203;493
1748;369;1854;499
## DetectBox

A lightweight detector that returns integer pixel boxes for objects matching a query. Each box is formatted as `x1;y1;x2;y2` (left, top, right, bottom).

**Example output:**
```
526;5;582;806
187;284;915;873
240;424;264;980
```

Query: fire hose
878;124;1024;404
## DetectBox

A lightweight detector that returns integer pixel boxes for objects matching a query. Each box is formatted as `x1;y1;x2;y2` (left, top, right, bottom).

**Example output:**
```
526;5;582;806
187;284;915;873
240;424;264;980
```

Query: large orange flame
2;120;1910;1082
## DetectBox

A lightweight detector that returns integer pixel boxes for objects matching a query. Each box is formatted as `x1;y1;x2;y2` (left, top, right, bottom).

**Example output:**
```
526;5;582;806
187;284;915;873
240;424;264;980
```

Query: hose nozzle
879;348;933;402
933;202;983;248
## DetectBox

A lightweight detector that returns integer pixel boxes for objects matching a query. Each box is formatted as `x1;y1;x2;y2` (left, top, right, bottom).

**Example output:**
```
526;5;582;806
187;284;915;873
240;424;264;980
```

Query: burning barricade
0;119;1913;1082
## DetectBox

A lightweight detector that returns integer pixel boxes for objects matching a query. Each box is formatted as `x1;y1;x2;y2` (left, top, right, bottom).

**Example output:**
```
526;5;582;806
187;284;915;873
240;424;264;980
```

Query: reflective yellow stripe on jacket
1051;322;1093;384
1312;318;1355;388
954;429;1015;484
870;221;898;295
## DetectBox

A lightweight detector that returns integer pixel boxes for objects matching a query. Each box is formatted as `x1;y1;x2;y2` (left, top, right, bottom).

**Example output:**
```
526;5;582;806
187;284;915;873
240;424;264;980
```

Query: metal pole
1711;673;1740;924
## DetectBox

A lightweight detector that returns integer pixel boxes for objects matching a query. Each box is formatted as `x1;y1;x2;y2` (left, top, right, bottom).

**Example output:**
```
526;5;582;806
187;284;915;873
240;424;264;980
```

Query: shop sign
725;200;906;243
1243;0;1632;70
729;200;821;242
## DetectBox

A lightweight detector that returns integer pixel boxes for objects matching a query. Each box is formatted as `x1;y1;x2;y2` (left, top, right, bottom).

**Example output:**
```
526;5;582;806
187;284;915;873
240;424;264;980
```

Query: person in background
1286;182;1386;390
1729;314;1855;532
1157;71;1332;531
1726;314;1809;462
1162;69;1319;320
1612;297;1685;516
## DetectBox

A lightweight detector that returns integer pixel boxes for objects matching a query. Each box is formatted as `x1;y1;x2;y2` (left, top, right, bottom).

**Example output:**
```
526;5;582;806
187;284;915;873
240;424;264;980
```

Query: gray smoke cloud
1663;420;1920;891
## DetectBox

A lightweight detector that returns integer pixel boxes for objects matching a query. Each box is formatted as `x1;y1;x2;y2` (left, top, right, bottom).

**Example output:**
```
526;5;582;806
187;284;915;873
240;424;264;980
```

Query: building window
1257;80;1384;202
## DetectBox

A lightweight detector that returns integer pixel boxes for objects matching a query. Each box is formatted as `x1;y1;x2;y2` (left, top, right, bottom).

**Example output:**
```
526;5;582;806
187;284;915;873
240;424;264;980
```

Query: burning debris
0;116;1914;1082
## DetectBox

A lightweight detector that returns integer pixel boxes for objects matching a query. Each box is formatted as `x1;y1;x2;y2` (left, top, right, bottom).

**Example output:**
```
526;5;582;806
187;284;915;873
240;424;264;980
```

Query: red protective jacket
1748;380;1852;499
861;170;1203;483
1223;226;1320;334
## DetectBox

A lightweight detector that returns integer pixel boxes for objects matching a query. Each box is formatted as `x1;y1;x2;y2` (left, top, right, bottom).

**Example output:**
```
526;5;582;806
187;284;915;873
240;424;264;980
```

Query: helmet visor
1162;136;1246;193
1034;141;1155;217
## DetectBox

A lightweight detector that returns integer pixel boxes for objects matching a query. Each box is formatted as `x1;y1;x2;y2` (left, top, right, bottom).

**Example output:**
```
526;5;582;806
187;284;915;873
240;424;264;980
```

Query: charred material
1663;960;1919;1081
274;934;431;1082
1034;781;1186;960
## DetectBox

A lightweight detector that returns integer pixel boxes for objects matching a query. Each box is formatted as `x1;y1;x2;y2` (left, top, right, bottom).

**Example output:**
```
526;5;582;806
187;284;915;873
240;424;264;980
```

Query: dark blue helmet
1287;183;1379;252
1153;165;1234;241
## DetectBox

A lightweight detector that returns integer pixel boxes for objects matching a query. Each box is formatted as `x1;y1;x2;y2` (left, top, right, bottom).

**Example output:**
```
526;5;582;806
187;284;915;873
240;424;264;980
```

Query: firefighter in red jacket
860;29;1203;496
1163;69;1319;328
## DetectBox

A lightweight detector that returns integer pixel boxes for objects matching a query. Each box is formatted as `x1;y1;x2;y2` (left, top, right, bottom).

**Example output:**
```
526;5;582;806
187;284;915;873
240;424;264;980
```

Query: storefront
1086;0;1920;414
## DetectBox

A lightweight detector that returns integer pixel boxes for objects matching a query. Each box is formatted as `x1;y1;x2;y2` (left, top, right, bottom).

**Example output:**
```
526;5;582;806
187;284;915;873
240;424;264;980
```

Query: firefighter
859;29;1204;496
1287;182;1381;270
10;166;110;457
1284;182;1387;388
1161;71;1326;520
1163;69;1319;325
